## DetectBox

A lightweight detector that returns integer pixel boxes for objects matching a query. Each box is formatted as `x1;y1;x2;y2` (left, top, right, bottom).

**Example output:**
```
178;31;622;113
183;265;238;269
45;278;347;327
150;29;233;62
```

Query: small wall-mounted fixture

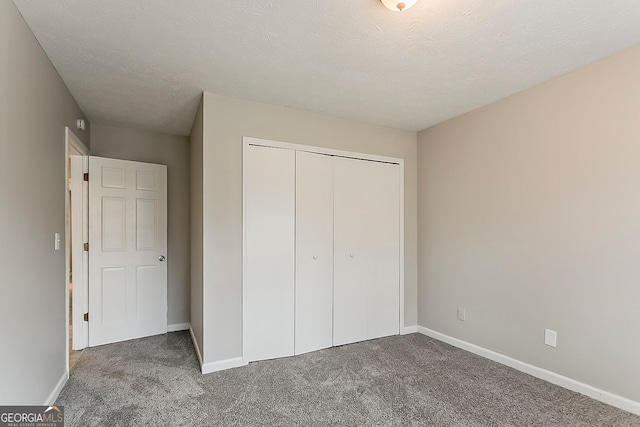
381;0;417;12
76;119;85;131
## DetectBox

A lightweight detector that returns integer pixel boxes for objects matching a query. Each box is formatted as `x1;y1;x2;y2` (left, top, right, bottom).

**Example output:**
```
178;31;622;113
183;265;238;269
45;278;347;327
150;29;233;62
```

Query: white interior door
295;151;334;355
244;145;295;362
88;156;167;346
333;157;400;346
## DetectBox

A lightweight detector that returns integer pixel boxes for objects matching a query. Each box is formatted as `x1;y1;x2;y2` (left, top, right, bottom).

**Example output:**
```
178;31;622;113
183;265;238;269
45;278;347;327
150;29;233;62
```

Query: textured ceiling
13;0;640;136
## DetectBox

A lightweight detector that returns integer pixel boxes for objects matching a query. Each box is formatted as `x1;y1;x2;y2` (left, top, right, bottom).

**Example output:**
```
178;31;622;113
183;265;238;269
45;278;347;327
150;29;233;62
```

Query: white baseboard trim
168;322;190;332
188;326;203;369
44;370;68;405
417;326;640;416
402;325;418;335
201;357;247;375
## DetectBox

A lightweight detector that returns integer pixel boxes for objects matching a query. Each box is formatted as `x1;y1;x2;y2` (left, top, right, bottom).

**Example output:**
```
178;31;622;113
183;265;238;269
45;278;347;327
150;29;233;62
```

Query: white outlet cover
457;308;466;322
544;329;557;347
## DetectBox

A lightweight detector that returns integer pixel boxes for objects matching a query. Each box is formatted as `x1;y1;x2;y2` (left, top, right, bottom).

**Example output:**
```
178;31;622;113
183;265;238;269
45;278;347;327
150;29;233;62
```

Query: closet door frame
242;136;406;362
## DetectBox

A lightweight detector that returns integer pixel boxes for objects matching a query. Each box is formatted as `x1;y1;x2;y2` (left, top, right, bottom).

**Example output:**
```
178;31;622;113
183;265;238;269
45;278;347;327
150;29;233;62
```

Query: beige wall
90;124;190;326
0;1;90;404
417;45;640;402
189;98;204;360
199;92;418;363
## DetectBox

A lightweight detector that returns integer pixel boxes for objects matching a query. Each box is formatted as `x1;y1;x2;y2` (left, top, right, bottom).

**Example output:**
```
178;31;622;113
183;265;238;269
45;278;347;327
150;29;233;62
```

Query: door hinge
83;242;89;251
83;173;89;181
83;313;89;322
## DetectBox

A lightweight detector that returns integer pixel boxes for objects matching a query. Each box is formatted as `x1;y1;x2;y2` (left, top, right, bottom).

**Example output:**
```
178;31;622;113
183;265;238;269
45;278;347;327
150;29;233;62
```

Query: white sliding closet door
333;157;400;346
295;151;334;355
244;145;295;362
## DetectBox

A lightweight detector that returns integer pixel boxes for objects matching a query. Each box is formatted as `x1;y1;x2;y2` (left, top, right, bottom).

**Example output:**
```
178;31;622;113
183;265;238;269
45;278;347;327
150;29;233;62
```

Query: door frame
65;127;89;367
241;136;406;362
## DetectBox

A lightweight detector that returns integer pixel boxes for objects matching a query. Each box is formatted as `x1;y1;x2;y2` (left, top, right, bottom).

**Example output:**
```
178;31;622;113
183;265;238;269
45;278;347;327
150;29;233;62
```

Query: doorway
65;127;89;371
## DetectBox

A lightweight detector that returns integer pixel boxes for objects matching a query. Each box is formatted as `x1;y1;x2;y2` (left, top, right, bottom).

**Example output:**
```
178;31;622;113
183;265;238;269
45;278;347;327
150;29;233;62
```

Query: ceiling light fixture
380;0;417;12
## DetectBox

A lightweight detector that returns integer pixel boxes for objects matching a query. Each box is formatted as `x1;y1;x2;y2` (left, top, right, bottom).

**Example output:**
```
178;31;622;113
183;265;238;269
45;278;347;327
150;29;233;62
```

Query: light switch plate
54;232;61;251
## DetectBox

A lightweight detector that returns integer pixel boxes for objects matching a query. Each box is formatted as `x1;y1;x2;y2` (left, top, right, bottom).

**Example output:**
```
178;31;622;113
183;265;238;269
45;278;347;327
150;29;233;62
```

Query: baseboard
201;357;247;375
187;326;247;374
402;325;418;335
188;326;203;369
168;322;190;332
44;370;68;405
417;326;640;416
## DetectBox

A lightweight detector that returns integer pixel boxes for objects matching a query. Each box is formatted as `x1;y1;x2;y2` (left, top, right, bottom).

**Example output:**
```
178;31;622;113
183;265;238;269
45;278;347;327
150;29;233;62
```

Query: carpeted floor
57;332;640;426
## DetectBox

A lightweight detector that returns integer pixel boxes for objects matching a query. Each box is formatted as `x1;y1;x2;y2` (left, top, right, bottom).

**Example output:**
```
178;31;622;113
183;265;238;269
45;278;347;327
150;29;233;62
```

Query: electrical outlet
457;308;466;322
544;329;557;347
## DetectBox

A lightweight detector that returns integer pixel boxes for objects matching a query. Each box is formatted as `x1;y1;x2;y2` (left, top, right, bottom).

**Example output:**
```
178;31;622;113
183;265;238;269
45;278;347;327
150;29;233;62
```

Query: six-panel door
88;156;168;346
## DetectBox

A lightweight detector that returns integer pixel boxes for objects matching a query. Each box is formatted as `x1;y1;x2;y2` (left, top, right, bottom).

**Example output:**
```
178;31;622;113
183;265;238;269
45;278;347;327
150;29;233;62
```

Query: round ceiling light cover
380;0;418;12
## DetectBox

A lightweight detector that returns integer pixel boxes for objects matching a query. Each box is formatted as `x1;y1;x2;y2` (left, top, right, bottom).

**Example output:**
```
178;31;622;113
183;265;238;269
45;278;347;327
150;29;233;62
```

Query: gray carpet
57;332;640;426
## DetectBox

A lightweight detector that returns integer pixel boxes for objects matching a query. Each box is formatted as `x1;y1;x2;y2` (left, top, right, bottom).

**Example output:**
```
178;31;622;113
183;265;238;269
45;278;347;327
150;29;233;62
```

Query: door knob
159;255;166;262
313;256;317;260
349;254;354;258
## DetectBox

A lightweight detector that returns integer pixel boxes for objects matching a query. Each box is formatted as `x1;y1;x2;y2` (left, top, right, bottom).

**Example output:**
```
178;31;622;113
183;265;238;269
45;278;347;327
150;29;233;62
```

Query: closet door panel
365;161;400;340
295;151;334;355
333;157;372;346
244;145;295;362
333;157;400;346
